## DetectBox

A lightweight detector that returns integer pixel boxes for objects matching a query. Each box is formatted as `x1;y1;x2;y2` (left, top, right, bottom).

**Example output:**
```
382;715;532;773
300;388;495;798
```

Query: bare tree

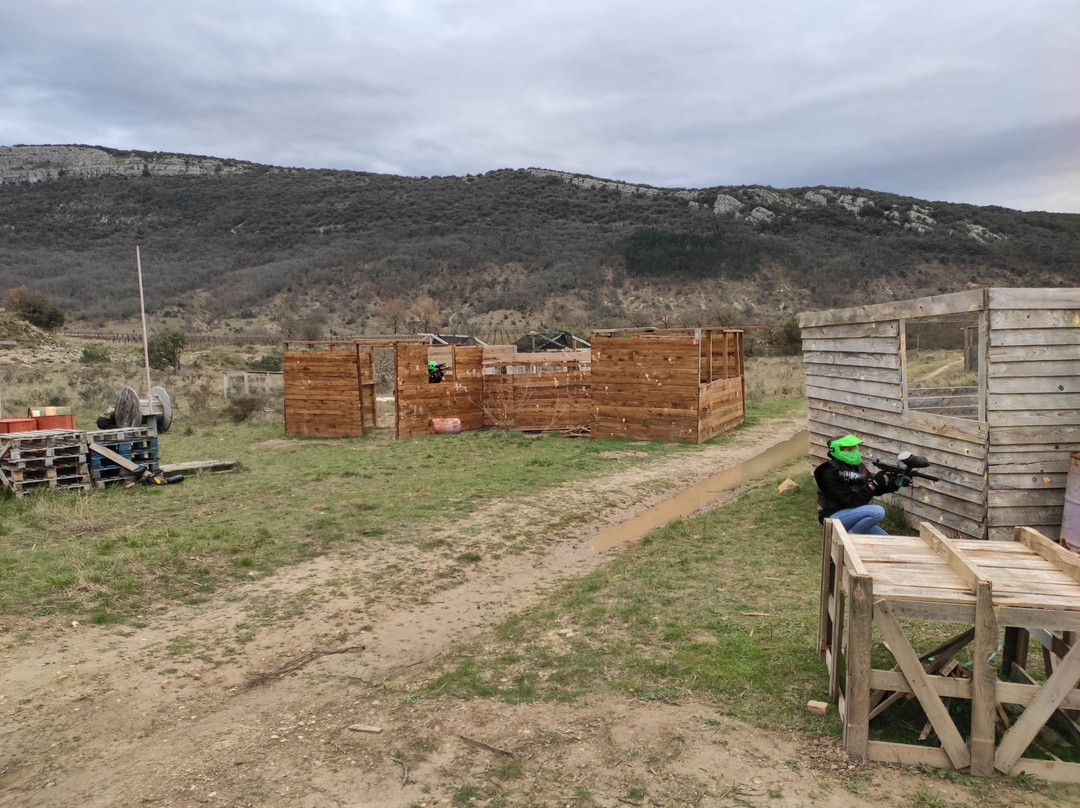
378;298;409;334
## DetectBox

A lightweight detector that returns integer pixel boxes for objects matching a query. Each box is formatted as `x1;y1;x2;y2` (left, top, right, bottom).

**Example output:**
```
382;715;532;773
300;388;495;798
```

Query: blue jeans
832;504;888;535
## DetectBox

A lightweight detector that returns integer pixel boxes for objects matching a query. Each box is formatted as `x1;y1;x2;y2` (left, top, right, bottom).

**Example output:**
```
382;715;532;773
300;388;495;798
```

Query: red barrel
1062;452;1080;553
428;417;462;434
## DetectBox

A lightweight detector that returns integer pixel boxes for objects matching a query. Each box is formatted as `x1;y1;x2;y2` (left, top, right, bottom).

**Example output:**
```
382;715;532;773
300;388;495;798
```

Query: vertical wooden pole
707;331;714;383
1002;626;1030;678
818;520;834;663
844;573;873;761
135;246;152;399
828;538;846;701
970;582;998;776
354;343;366;433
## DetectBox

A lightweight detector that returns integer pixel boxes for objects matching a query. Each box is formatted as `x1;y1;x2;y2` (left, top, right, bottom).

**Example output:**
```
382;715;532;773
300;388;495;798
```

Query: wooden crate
820;519;1080;782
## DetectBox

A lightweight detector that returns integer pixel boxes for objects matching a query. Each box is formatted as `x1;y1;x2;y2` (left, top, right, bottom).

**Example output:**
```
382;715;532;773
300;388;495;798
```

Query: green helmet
428;361;438;370
829;434;863;466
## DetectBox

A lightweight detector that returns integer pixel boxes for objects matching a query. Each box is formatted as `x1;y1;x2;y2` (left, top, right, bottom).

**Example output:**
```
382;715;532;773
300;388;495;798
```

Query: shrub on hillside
79;343;111;364
4;286;66;331
148;331;187;373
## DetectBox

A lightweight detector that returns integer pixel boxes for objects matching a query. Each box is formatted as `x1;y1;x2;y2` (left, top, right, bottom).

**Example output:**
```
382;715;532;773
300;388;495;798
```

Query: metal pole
136;246;152;398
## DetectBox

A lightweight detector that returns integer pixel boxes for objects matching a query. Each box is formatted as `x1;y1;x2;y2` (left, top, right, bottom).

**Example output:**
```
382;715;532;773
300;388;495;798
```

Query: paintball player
428;361;445;384
814;434;907;535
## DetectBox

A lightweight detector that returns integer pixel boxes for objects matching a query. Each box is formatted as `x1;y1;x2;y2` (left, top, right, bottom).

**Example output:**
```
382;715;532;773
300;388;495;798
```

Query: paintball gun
871;451;940;488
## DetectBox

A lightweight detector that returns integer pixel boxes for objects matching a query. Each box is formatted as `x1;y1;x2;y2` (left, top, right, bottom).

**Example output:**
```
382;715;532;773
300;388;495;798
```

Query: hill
1;145;1078;339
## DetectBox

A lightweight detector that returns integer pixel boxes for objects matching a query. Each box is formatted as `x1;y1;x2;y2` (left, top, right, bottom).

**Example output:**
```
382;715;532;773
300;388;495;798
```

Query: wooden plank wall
985;288;1080;540
591;334;704;442
481;351;592;431
283;349;374;437
699;377;745;439
801;313;989;539
395;344;484;438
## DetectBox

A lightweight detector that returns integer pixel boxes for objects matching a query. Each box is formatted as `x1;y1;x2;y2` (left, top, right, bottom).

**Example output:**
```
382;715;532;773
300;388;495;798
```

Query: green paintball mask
829;434;863;466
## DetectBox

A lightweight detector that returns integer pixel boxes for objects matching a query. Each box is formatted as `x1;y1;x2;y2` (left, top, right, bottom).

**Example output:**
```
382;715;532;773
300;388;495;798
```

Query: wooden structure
800;288;1080;540
820;519;1080;781
283;329;746;443
481;350;591;432
590;328;745;443
283;340;394;437
395;343;485;438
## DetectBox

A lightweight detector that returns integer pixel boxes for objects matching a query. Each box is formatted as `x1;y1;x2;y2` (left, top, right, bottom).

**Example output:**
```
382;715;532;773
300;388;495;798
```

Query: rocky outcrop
712;193;743;216
0;145;259;184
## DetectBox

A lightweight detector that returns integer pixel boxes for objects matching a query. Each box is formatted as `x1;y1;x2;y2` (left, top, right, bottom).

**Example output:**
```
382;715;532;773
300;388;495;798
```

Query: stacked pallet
0;429;92;496
86;426;159;487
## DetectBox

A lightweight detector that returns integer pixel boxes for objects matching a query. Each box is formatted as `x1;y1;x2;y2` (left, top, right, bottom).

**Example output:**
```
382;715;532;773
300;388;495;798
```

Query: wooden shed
800;288;1080;540
590;328;745;443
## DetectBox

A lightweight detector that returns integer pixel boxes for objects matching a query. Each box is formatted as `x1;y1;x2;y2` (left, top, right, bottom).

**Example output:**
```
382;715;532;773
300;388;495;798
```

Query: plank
806;384;901;413
991;329;1080;347
844;574;874;760
988;410;1080;427
990;309;1080;330
989;392;1080;411
988;288;1080;309
990;344;1080;363
987;359;1080;378
919;523;986;590
800;289;986;328
801;321;900;339
995;640;1080;772
971;582;999;776
802;351;902;370
1014;526;1080;584
803;362;901;384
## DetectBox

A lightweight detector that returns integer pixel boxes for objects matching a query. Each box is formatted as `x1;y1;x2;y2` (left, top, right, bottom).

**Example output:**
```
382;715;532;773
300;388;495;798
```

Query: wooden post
707;331;714;383
970;581;999;776
354;343;366;433
828;540;846;701
1002;626;1030;678
843;573;873;761
818;520;834;663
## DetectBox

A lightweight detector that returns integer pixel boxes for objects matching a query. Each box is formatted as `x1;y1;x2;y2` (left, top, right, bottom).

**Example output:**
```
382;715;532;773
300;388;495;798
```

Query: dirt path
0;418;1068;807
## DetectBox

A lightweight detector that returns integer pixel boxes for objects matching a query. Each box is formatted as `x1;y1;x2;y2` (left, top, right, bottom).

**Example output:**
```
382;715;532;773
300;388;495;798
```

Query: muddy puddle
594;429;810;550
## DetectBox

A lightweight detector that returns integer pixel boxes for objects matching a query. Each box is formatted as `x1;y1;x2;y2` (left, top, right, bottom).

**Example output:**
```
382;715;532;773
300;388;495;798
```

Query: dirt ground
0;417;1070;808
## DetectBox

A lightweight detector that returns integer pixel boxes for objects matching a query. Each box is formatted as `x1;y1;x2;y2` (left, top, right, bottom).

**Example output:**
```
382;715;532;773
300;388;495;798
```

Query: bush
225;393;265;423
79;343;111;364
4;286;66;331
148;331;187;373
245;354;282;372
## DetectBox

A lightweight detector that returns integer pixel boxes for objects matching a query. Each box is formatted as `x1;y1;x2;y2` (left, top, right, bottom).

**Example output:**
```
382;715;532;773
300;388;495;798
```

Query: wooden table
819;520;1080;781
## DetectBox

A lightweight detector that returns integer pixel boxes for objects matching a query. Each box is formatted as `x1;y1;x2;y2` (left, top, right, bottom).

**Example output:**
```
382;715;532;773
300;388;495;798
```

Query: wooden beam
971;582;999;776
1014;526;1080;584
844;573;874;761
829;519;869;574
996;638;1080;772
918;522;988;591
874;598;971;769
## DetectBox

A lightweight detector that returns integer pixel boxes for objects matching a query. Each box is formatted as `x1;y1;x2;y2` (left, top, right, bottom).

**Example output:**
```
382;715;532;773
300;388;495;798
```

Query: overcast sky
2;0;1078;212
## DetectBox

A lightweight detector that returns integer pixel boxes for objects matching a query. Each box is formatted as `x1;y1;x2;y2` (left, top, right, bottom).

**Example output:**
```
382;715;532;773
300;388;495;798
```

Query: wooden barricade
283;343;377;437
591;329;744;443
481;352;591;432
820;520;1080;782
395;344;484;438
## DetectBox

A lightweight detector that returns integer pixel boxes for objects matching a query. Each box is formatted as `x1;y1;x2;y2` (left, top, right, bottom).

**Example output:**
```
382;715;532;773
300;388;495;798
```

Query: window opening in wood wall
902;314;982;421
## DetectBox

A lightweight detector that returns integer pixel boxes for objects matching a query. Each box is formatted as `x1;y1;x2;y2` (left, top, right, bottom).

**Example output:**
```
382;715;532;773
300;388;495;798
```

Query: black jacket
814;457;899;522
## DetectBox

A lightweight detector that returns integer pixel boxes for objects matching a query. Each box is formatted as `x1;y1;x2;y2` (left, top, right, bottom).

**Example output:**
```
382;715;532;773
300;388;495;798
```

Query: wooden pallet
0;430;92;496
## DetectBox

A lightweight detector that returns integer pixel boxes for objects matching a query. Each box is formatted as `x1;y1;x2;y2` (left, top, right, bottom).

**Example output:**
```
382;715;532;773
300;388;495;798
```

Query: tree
148;330;187;373
378;298;408;334
4;286;66;331
409;296;441;333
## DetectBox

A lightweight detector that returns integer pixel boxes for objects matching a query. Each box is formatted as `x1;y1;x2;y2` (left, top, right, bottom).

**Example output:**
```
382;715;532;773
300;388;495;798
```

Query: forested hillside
1;146;1077;338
